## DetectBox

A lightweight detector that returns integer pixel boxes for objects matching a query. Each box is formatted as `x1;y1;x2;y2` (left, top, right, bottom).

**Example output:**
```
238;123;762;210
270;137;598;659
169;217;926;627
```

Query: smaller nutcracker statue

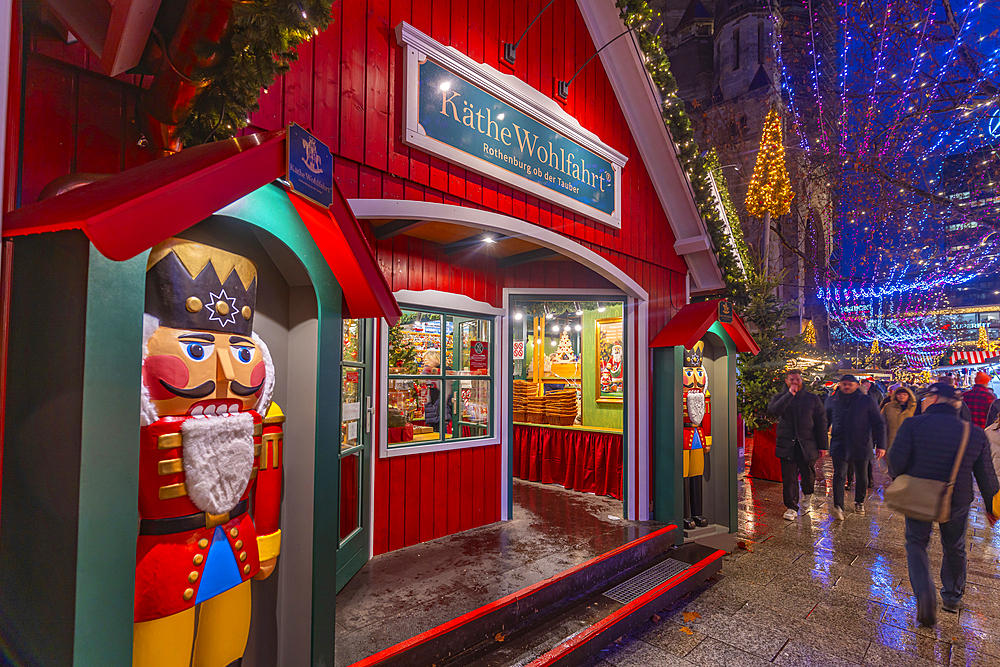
682;341;711;530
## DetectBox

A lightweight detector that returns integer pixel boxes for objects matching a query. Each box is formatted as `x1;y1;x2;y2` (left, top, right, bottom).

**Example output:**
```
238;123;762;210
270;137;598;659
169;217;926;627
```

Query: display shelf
513;421;623;434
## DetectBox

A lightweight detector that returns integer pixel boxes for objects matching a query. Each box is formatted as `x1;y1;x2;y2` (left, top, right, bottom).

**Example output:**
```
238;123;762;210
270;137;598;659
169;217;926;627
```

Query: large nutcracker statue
682;341;711;530
133;238;283;667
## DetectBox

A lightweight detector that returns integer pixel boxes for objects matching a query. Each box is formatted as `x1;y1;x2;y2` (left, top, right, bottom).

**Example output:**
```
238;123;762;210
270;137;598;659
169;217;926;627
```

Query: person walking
882;386;916;451
827;375;886;520
888;383;999;626
962;372;995;429
768;369;829;521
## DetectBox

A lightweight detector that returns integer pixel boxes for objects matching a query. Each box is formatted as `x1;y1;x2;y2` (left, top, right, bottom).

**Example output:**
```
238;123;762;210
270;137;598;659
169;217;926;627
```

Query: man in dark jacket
768;369;828;520
827;374;886;519
888;383;999;626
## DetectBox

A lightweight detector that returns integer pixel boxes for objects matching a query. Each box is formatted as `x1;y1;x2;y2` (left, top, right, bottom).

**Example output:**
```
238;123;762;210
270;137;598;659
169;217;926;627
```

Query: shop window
386;308;494;449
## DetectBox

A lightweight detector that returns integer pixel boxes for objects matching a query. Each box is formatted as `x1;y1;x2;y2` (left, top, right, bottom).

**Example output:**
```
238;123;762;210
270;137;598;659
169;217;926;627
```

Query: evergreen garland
615;0;749;308
176;0;333;147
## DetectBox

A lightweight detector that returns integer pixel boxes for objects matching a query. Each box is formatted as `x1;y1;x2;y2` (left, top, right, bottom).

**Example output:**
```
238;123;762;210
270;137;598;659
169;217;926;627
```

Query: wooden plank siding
14;0;693;555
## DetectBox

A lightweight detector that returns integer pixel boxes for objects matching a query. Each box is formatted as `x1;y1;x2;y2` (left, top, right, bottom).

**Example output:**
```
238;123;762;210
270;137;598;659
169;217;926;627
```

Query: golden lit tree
803;319;816;346
745;107;794;274
867;339;880;368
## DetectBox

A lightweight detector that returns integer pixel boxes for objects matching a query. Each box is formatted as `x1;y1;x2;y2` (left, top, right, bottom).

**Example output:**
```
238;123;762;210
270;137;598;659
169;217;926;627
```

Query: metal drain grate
602;558;690;605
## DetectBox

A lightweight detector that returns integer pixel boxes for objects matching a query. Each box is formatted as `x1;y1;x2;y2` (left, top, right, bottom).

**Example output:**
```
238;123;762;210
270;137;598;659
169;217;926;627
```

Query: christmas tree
867;339;880;368
745;107;795;218
803;319;817;346
388;324;419;374
978;324;988;350
555;330;577;361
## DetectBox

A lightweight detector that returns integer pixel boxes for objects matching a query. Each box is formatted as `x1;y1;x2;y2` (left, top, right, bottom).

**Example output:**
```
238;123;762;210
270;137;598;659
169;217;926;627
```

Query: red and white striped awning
950;350;1000;365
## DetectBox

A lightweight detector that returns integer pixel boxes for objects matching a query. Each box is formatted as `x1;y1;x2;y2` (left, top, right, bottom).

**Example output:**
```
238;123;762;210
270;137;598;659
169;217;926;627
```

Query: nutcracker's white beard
687;391;706;427
181;411;254;515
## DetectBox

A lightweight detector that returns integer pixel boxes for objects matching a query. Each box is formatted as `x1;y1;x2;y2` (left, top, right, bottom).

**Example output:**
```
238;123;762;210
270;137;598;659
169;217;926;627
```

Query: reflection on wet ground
334;479;661;667
587;458;1000;667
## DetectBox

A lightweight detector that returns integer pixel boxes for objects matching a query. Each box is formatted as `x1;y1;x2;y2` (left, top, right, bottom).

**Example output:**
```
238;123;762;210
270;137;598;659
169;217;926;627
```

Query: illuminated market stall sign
396;22;626;228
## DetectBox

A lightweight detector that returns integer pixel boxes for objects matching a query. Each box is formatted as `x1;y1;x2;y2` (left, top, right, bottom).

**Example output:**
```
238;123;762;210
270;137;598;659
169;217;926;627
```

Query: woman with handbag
887;383;1000;627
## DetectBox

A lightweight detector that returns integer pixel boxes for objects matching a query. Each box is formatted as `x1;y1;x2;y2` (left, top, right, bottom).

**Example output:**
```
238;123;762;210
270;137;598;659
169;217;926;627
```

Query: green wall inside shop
581;303;623;430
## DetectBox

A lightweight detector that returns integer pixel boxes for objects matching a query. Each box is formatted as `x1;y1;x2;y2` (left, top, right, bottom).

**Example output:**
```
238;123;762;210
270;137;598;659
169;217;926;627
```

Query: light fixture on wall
514;311;523;321
502;0;555;65
597;302;606;313
556;24;641;100
482;235;496;244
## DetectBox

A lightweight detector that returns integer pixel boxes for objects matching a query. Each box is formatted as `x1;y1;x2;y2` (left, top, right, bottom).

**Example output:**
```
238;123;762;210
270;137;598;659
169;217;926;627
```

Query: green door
336;318;373;591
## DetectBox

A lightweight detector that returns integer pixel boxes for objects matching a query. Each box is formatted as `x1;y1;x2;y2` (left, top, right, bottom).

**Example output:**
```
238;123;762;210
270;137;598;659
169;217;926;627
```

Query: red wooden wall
11;0;694;553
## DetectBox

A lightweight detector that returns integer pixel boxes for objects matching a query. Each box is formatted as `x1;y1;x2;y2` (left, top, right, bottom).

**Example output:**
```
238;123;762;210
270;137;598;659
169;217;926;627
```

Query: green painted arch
215;183;343;666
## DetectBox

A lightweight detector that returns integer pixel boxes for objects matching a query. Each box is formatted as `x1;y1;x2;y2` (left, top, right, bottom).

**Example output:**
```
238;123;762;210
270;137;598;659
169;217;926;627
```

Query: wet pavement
585;457;1000;667
334;479;663;666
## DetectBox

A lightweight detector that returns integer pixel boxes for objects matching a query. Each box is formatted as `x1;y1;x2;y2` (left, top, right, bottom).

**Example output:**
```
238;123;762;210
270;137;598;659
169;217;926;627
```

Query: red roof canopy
650;299;759;354
2;130;400;324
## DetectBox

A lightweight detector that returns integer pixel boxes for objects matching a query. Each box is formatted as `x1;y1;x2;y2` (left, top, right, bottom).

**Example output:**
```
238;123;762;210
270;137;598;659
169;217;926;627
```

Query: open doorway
508;295;628;529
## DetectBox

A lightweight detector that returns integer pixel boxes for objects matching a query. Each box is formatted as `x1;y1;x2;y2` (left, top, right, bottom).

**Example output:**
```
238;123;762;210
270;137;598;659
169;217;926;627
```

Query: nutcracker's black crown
145;238;258;336
684;341;704;368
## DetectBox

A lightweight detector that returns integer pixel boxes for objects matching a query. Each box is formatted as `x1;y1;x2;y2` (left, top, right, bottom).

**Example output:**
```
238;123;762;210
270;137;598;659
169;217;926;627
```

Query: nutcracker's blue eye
180;341;215;361
231;346;254;364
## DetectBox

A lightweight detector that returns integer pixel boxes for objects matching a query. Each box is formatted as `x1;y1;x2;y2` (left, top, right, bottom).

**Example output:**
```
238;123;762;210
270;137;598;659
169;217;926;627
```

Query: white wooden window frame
379;290;504;458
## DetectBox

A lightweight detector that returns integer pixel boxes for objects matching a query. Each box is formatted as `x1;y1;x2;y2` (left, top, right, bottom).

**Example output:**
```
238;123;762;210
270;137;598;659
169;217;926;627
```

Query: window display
511;300;624;432
386;309;493;447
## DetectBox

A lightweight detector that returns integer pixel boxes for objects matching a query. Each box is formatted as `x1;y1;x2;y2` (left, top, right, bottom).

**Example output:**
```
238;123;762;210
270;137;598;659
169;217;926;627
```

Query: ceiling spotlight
551;324;560;333
482;235;496;244
514;311;523;321
545;312;553;319
563;325;570;331
598;304;606;312
574;302;583;315
575;324;582;331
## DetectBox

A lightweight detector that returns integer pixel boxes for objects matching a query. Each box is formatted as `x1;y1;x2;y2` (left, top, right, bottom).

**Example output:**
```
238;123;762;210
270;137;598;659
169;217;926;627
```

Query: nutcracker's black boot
693;516;709;528
683;517;696;530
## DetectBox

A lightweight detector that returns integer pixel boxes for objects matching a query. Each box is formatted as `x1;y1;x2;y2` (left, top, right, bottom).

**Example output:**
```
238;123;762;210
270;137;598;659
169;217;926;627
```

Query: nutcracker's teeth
204;404;217;416
191;406;204;416
230;403;240;414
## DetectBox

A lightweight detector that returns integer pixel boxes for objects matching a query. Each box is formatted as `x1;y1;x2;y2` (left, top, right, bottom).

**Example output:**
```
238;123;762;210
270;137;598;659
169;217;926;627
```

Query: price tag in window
347;420;358;441
513;339;525;360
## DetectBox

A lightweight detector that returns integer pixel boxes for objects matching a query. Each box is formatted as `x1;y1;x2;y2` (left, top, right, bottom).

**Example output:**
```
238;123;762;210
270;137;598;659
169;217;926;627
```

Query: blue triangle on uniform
195;526;243;604
690;429;703;450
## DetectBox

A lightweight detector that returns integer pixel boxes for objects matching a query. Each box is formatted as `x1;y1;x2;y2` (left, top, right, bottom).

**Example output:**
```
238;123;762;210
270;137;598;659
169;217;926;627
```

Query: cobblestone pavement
587;458;1000;667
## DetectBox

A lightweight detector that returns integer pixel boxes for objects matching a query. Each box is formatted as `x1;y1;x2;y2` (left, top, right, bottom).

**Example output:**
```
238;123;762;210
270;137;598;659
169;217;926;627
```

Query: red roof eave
650;299;760;355
2;130;399;324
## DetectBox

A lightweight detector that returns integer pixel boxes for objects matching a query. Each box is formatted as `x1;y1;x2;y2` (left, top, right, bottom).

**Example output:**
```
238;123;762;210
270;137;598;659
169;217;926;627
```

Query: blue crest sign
396;22;627;228
287;123;333;208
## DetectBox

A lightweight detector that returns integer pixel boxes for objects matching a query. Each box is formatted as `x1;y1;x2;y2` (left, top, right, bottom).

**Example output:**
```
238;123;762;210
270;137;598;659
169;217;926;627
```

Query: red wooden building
0;0;742;663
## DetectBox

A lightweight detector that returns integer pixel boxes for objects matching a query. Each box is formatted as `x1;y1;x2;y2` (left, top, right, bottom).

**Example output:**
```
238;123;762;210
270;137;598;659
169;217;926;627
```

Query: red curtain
513;425;623;500
748;424;782;482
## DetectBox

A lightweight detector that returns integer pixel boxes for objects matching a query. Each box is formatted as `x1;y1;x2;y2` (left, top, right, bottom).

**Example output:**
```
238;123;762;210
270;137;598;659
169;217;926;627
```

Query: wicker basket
513;410;528;423
526;411;546;424
548;414;576;426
